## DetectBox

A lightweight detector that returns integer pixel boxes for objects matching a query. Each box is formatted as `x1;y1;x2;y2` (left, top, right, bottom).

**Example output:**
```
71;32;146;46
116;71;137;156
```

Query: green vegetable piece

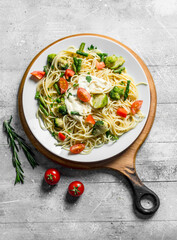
47;54;57;66
61;63;69;70
56;98;61;103
73;83;79;88
113;66;125;74
72;63;77;73
35;91;48;108
54;118;64;128
97;53;108;62
124;80;131;101
76;51;88;57
35;91;40;99
79;42;85;52
67;92;72;99
92;94;108;109
109;86;124;100
43;66;48;75
106;130;119;141
87;45;97;50
105;55;125;69
39;104;49;116
70;111;81;116
77;59;82;72
60;72;64;77
92;121;109;136
59;105;67;115
86;76;92;83
54;82;60;95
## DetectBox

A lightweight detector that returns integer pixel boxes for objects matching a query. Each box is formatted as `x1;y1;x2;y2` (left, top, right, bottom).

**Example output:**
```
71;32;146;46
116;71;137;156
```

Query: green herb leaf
70;111;81;116
73;83;79;88
86;76;92;83
3;116;38;184
67;93;72;99
87;45;97;50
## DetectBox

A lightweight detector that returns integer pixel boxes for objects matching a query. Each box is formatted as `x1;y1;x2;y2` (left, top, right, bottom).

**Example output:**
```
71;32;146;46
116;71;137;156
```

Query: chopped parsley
86;76;92;83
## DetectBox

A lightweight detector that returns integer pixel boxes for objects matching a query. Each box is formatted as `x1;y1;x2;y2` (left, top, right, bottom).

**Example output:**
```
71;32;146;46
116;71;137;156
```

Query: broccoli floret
92;121;109;136
47;54;57;66
58;105;67;115
54;118;64;128
109;86;124;100
105;55;125;69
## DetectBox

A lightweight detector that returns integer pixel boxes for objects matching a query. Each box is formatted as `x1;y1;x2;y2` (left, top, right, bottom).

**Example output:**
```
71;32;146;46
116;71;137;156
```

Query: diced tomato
59;78;68;94
117;108;127;118
77;88;91;102
31;71;46;80
96;60;105;70
131;100;143;115
85;114;95;124
70;144;85;154
65;69;75;80
58;132;66;141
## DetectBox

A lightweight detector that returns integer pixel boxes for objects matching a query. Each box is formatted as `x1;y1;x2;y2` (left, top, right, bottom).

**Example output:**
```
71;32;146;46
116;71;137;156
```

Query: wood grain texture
1;0;177;239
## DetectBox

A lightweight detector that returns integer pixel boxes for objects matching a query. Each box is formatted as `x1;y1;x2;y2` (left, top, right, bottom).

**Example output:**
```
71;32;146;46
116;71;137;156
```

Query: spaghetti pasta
35;44;144;154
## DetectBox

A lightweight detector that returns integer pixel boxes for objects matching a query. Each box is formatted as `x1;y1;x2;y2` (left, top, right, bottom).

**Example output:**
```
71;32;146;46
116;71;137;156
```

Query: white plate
22;34;150;163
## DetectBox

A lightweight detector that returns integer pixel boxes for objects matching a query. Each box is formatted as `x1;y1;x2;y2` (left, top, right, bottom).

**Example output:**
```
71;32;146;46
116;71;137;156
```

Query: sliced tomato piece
59;77;68;94
96;60;105;70
117;108;127;118
70;144;85;154
131;100;143;115
31;71;46;80
85;114;95;124
58;132;66;141
77;88;91;102
65;69;75;80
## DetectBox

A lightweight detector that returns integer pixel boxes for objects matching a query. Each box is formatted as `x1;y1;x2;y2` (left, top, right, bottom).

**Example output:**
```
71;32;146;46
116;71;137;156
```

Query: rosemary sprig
3;116;38;184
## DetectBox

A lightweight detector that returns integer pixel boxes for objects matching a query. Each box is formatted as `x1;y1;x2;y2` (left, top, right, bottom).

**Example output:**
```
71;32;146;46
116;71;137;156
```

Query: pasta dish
31;43;144;154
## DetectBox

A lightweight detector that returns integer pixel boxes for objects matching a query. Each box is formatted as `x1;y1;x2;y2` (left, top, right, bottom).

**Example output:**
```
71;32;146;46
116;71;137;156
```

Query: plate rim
18;33;156;168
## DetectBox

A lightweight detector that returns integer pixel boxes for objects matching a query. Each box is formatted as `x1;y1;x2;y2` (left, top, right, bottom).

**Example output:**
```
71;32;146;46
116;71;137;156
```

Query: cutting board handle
124;171;160;215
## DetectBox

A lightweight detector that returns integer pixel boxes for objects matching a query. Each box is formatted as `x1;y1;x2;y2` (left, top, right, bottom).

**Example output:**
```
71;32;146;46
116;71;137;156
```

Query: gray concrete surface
1;0;177;239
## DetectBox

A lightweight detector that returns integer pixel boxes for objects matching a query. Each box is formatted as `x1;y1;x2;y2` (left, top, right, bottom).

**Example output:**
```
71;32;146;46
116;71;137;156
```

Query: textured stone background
1;0;177;239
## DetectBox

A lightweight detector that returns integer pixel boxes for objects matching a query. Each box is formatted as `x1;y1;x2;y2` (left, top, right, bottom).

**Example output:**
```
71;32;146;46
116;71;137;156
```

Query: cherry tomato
44;168;60;185
77;88;91;102
131;100;143;115
70;143;85;154
96;60;105;70
117;108;127;118
31;71;46;80
58;132;66;141
85;114;95;124
65;69;75;80
59;77;68;94
68;181;84;197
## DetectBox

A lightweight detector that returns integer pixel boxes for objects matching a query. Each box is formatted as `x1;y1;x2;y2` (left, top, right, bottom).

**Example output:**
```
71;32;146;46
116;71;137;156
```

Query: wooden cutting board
18;34;160;216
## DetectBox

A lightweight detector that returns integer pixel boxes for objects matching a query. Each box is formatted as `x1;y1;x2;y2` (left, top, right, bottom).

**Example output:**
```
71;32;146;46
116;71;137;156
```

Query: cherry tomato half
96;60;105;70
85;114;95;124
68;181;84;197
117;108;127;118
131;100;143;115
31;71;46;80
70;143;85;154
58;132;66;141
44;168;60;185
77;88;91;102
65;69;75;80
59;77;68;94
